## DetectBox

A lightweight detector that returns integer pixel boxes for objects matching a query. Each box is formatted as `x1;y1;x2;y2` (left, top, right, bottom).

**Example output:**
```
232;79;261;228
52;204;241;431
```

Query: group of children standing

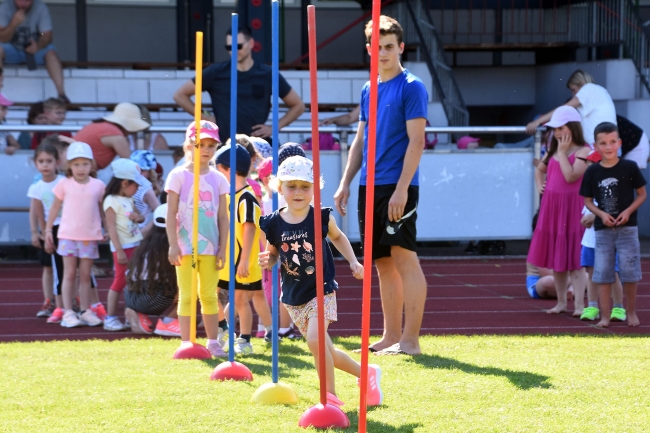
527;106;646;327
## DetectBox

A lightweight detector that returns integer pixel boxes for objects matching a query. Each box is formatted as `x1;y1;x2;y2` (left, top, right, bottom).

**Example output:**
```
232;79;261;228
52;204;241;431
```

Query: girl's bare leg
548;271;569;314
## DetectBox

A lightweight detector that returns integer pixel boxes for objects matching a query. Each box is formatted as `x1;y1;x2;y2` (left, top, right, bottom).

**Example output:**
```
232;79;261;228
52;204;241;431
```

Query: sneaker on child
206;341;227;357
154;318;181;337
36;299;55;317
326;392;345;408
103;316;126;331
124;308;152;334
60;310;83;328
357;364;384;406
234;337;253;355
79;309;103;327
279;328;302;340
47;307;64;324
91;303;108;321
610;307;627;322
580;306;600;321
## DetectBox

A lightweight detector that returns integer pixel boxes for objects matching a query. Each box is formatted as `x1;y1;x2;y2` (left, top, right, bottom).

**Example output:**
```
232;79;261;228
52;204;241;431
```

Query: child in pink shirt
46;142;106;328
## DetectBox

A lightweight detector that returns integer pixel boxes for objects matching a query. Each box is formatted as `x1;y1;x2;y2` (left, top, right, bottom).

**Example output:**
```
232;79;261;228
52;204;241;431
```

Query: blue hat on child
130;150;157;171
215;144;251;174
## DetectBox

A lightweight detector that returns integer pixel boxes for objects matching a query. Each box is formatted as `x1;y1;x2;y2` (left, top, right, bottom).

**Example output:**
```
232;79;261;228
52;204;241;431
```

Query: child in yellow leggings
165;120;230;357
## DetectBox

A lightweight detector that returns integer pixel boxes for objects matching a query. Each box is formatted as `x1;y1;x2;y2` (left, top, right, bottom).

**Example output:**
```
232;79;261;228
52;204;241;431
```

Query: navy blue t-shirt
259;207;338;306
359;69;428;186
194;61;292;140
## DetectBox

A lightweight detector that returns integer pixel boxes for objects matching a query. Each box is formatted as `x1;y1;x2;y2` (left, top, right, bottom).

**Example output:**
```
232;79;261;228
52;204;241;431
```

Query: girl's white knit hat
277;156;313;183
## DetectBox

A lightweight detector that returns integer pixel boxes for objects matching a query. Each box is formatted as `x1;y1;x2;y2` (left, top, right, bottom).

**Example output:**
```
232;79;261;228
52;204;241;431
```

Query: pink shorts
57;239;99;259
110;247;136;292
283;292;337;336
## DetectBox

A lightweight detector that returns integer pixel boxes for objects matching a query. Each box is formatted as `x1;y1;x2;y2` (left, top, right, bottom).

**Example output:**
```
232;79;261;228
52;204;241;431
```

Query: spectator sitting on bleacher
127;104;169;151
173;25;305;143
74;102;150;170
28;97;70;149
0;92;19;154
17;100;45;149
0;0;68;102
319;105;360;126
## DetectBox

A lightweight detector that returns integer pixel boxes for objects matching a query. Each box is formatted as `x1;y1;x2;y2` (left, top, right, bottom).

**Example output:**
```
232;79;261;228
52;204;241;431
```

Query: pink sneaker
358;364;383;406
255;330;266;338
91;303;107;321
206;341;227;358
46;307;64;324
124;308;153;334
326;392;345;408
154;318;181;337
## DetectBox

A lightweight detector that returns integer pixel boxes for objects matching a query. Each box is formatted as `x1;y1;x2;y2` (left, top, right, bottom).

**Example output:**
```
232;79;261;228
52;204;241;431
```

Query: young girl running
259;156;384;407
528;106;590;315
103;158;145;331
45;142;106;328
28;142;64;319
124;204;180;336
165;120;230;357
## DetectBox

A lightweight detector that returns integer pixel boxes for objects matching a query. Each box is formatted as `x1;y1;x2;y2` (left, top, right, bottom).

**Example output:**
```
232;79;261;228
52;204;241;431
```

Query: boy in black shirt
580;122;647;327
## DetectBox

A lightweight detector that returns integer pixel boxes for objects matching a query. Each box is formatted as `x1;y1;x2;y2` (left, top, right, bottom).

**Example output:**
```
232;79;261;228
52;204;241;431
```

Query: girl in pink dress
528;106;591;315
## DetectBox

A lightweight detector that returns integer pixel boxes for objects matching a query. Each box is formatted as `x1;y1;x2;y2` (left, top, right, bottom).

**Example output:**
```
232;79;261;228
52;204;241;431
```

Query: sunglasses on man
225;43;244;51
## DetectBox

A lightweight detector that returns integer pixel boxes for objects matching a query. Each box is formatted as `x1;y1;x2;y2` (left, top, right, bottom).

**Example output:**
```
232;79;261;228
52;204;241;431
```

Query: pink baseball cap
185;120;221;142
0;93;14;107
257;157;273;179
545;105;581;128
457;136;480;149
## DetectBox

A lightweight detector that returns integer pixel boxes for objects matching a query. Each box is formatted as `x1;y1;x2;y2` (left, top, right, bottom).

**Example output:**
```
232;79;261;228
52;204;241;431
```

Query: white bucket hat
153;203;168;228
103;102;150;133
277;156;314;183
66;141;94;161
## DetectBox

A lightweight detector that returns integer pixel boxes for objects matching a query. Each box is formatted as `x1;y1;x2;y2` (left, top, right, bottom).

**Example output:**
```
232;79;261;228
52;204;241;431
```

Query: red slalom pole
359;0;381;431
298;5;349;430
307;4;327;408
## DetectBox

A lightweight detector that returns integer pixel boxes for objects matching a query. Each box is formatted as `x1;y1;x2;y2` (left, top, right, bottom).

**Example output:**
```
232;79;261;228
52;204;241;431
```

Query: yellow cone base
252;381;298;405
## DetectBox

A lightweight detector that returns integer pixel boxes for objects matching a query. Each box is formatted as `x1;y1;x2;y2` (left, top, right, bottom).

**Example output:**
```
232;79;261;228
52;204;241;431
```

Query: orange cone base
173;342;212;360
298;403;350;429
210;361;253;381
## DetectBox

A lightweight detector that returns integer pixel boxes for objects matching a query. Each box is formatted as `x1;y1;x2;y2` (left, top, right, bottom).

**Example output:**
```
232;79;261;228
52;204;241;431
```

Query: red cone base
210;361;253;381
173;342;212;360
298;403;350;429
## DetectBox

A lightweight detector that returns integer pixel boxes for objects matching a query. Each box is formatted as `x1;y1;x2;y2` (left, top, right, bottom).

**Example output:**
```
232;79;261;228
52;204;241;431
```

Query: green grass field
2;335;650;432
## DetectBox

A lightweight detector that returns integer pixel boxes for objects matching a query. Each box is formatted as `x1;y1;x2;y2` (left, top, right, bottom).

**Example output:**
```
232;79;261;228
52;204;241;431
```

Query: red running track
2;258;650;343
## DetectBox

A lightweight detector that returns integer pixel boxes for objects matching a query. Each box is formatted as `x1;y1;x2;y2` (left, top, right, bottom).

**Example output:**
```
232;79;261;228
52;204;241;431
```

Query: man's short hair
594;122;619;140
226;25;253;40
43;97;66;111
364;15;403;45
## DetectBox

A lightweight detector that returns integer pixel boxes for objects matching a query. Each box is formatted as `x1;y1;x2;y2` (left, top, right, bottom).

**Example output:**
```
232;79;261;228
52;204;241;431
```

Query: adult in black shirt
174;26;305;141
617;115;649;169
580;158;646;230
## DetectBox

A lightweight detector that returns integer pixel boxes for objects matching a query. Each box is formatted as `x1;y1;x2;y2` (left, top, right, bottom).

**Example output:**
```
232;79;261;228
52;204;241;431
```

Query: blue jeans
593;226;642;284
0;43;56;65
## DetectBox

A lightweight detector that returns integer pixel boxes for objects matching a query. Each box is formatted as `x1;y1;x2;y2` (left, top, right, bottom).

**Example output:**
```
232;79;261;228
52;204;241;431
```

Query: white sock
181;340;190;345
258;323;265;332
206;339;220;346
279;327;291;334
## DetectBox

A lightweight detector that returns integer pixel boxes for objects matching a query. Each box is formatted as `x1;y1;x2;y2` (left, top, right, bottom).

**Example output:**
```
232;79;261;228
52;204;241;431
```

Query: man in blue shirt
334;16;428;356
174;26;305;142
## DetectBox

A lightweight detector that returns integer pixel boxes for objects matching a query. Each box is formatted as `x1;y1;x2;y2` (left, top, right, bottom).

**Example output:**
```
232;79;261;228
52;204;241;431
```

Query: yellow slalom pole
190;32;203;344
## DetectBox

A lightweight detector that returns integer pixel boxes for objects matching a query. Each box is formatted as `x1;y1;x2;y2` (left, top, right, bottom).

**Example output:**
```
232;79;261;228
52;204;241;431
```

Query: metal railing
423;0;650;96
383;0;470;126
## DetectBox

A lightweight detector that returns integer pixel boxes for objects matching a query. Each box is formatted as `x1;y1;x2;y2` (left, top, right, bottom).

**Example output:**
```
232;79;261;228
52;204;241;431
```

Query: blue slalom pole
271;0;280;384
228;12;238;362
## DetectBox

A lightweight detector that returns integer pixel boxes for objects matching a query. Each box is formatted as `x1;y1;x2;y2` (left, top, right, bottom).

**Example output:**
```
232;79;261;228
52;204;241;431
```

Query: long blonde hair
567;70;595;89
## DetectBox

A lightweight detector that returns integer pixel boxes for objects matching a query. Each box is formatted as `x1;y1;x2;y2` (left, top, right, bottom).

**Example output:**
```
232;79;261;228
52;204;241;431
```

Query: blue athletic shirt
359;69;429;186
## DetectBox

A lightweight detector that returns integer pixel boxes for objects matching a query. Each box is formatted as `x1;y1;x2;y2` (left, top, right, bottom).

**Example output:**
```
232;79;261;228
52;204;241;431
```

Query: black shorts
218;279;262;291
38;238;52;267
358;184;419;260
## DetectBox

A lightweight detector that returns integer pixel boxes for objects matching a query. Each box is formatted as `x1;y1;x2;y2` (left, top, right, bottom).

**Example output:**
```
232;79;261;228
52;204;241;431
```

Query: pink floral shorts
57;239;99;259
284;292;337;336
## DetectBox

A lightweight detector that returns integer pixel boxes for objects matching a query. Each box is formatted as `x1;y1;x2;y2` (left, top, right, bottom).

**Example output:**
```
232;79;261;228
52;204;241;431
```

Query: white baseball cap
66;141;94;161
277;156;314;183
110;158;146;185
153;203;168;227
